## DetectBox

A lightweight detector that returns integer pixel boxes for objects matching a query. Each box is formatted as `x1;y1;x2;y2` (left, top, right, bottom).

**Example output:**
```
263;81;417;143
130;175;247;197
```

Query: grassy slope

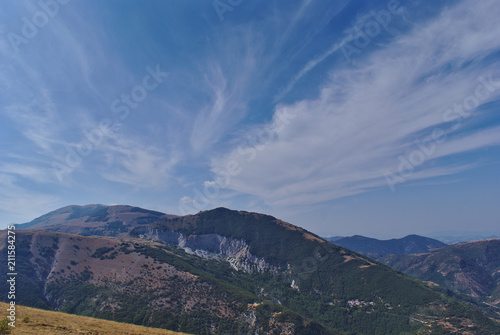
0;302;188;334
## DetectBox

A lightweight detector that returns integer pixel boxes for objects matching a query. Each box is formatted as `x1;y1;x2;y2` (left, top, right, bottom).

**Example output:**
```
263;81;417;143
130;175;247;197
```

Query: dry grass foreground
0;302;189;335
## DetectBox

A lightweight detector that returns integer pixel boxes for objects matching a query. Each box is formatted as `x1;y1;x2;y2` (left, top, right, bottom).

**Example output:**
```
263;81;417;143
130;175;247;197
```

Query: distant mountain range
429;232;500;245
323;236;344;242
380;239;500;321
1;205;498;334
328;234;447;259
326;233;500;322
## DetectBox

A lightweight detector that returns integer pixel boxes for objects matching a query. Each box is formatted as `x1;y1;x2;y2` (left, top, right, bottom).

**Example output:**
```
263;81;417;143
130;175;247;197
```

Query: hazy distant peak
331;234;447;259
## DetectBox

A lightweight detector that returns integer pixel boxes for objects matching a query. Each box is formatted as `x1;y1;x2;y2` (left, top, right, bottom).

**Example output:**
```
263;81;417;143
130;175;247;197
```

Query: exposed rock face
135;227;279;274
0;230;276;334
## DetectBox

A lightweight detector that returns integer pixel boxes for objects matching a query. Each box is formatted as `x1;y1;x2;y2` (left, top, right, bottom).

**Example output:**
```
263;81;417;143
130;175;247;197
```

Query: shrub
0;318;10;334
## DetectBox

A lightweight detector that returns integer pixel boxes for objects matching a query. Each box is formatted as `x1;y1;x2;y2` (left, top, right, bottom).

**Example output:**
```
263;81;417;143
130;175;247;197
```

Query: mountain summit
16;204;177;236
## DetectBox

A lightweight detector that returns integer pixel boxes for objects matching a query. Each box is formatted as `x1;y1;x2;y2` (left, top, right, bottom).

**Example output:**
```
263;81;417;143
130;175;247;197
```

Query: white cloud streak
211;0;500;209
0;173;60;225
98;131;179;189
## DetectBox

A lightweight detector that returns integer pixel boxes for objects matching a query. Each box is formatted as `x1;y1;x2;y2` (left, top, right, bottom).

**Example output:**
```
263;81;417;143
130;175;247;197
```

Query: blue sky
1;0;500;238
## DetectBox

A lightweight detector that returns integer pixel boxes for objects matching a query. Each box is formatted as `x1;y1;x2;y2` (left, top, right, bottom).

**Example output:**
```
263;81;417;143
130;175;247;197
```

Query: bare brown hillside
0;302;188;334
16;204;176;237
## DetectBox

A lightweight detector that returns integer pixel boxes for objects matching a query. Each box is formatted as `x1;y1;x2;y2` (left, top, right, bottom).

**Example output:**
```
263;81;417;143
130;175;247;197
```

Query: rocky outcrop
134;227;279;274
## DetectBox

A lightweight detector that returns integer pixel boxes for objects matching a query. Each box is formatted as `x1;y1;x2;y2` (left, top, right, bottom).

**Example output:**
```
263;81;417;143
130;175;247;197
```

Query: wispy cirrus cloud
98;131;179;189
1;2;178;190
188;0;352;157
189;60;252;154
0;173;61;223
211;0;500;209
2;0;499;235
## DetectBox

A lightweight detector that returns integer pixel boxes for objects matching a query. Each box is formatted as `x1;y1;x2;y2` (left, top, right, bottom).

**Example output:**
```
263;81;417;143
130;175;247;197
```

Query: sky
1;0;500;238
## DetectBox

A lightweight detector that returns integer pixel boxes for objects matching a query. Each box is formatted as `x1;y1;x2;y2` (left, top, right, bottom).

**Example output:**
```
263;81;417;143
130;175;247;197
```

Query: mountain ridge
380;239;500;321
331;234;447;259
3;205;500;334
16;204;177;236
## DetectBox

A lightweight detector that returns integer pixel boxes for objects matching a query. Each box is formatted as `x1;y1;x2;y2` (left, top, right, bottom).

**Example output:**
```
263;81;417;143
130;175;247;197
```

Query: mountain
1;229;327;334
331;234;447;259
430;231;500;245
2;206;499;334
323;236;344;242
380;239;500;321
0;301;186;335
15;204;177;236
